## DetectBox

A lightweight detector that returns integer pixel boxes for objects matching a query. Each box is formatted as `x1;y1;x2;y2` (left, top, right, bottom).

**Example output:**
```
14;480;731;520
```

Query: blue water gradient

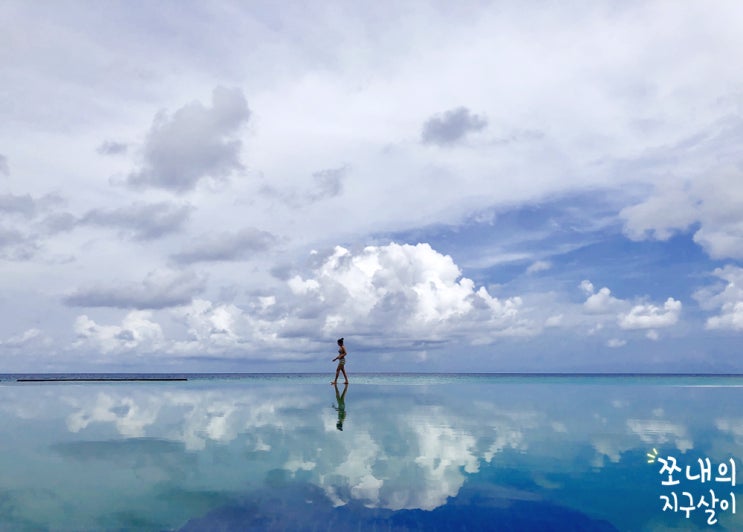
0;374;741;530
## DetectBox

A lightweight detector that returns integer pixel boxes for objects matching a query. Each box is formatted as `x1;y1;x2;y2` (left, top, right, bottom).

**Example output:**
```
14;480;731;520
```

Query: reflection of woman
333;382;348;431
331;337;348;385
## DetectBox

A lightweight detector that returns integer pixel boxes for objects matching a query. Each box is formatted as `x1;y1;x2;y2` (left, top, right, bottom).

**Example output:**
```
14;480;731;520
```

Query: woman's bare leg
341;367;348;384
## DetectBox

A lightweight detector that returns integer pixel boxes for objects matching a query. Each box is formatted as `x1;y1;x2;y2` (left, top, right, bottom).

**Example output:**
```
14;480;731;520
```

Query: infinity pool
0;374;740;530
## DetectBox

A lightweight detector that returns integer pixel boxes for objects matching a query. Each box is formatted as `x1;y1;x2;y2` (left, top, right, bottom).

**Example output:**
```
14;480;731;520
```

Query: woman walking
331;337;348;385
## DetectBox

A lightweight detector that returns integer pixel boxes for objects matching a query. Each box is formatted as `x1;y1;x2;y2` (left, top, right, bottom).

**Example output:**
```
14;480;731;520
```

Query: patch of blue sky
374;190;717;304
537;230;715;300
373;191;622;271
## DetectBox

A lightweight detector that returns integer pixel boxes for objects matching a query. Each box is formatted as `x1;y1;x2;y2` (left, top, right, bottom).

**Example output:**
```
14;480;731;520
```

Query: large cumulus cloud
287;243;528;342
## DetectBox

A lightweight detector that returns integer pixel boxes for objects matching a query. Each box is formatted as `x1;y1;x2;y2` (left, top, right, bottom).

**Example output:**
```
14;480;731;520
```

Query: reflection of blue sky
0;378;742;530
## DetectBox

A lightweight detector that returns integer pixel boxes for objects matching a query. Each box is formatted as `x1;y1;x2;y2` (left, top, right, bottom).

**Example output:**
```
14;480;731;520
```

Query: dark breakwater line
17;377;188;382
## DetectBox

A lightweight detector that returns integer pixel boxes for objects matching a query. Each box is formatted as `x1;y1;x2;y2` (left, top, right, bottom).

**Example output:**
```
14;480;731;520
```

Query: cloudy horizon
2;1;743;372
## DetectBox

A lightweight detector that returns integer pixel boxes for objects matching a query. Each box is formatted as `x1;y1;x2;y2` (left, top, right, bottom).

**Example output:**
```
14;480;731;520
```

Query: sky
2;1;743;372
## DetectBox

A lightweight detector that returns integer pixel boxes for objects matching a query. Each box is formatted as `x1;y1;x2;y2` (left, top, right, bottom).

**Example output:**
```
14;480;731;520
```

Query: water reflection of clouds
321;415;483;511
46;385;541;512
716;417;743;441
1;380;741;522
585;415;694;468
66;392;160;437
626;418;693;452
316;397;542;511
61;387;324;450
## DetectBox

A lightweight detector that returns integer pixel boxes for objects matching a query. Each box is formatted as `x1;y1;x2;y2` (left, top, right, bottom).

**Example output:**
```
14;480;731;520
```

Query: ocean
0;373;740;530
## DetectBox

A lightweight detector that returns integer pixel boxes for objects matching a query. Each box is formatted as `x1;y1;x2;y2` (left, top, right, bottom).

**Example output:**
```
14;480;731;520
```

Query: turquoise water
0;374;741;530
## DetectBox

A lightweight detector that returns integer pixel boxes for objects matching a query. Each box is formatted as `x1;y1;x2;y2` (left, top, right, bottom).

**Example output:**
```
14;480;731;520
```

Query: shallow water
0;374;741;530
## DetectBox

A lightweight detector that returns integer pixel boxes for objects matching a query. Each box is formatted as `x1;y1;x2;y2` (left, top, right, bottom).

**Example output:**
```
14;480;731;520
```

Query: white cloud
64;269;205;309
578;281;683;339
707;302;743;331
620;180;697;241
170;298;288;357
97;140;128;156
621;167;743;260
81;201;192;240
287;276;320;296
421;106;487;146
70;293;299;360
126;87;250;193
694;265;743;331
580;280;594;295
618;298;681;330
585;288;623;314
170;228;276;264
0;328;50;351
260;166;348;207
180;299;242;344
73;311;164;355
581;280;624;314
526;260;551;274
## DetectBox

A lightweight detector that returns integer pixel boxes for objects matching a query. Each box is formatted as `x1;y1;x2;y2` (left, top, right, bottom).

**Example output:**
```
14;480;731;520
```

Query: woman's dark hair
337;338;344;345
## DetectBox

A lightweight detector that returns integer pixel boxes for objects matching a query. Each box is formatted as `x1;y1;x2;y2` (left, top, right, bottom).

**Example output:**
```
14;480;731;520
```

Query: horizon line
4;371;743;377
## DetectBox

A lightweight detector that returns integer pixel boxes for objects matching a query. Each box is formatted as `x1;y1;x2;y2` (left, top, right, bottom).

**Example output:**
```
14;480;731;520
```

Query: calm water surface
0;374;741;531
